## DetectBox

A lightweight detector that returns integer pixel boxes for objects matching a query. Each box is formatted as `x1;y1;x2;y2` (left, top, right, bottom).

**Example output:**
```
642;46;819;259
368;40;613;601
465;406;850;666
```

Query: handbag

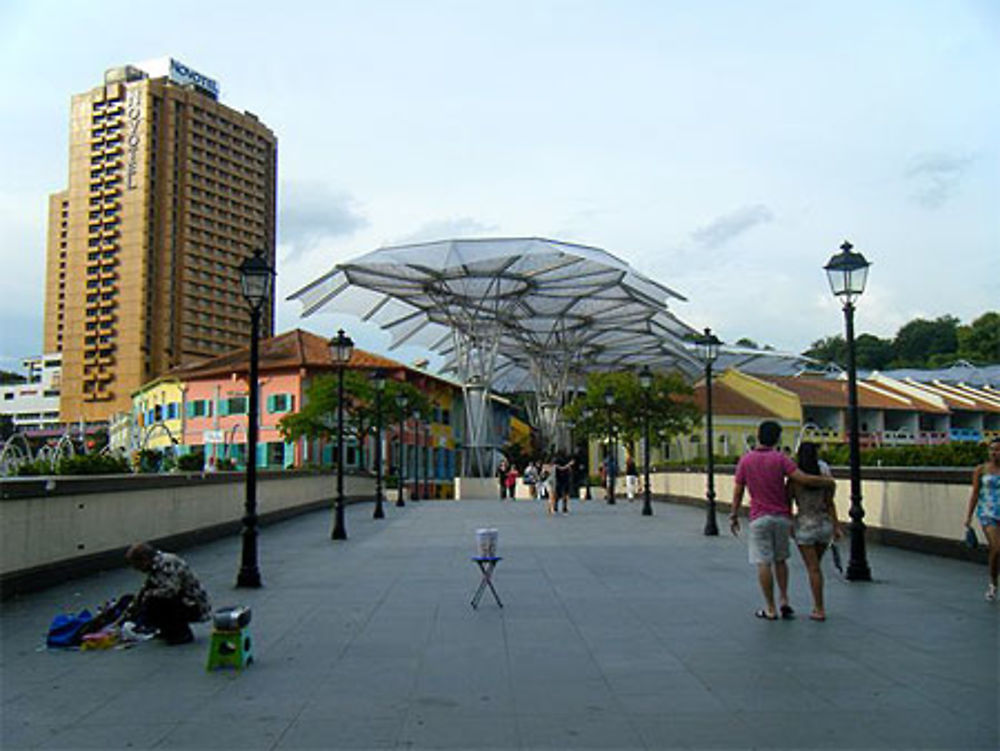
829;542;843;574
964;526;979;549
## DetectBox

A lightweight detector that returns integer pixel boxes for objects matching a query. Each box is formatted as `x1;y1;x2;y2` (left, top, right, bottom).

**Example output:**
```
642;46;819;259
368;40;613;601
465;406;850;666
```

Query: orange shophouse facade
166;329;463;489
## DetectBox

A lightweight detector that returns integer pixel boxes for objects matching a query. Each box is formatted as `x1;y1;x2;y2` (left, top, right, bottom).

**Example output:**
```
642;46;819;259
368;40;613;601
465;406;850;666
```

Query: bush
820;442;987;468
216;457;236;471
177;453;204;471
15;453;131;476
56;453;131;475
14;459;53;476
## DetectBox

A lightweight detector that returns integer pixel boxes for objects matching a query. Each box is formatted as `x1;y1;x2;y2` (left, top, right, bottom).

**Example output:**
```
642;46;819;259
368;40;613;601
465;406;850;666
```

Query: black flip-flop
755;609;778;621
780;605;795;619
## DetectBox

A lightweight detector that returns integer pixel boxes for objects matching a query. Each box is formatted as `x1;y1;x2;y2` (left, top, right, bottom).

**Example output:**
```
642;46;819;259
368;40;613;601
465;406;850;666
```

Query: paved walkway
2;497;997;750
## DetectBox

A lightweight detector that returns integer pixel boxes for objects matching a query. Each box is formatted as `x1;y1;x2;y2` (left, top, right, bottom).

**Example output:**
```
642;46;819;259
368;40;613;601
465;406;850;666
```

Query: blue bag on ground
46;609;94;648
45;594;134;648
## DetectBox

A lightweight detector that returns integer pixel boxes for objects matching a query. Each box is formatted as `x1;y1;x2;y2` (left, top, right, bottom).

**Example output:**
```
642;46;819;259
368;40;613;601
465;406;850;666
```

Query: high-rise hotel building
43;58;277;423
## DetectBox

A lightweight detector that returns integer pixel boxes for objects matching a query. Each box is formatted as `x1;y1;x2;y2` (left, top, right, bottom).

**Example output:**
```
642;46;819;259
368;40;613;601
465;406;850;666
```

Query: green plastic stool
206;627;253;671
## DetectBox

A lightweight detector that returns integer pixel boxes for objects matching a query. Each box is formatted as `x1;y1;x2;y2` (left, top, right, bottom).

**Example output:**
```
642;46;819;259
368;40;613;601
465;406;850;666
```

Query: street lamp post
604;387;616;504
825;241;873;581
329;329;354;541
235;249;274;588
582;407;594;499
425;411;433;499
695;328;722;536
638;366;653;517
372;369;386;520
412;409;421;501
395;393;407;507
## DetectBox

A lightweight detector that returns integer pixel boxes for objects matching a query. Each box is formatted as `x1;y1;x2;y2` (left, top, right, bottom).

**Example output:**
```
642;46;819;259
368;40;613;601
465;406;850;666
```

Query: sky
1;0;997;373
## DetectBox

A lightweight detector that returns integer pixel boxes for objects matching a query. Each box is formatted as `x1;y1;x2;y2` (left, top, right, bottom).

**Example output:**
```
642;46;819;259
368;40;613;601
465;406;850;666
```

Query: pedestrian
963;436;1000;602
625;454;639;502
537;458;553;512
729;421;836;621
523;461;538;499
554;454;574;514
118;543;211;645
789;442;842;621
505;463;519;499
496;459;509;499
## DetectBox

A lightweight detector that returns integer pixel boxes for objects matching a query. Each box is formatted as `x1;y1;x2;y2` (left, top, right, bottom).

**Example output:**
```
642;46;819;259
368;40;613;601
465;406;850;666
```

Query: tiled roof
169;329;430;381
688;381;783;419
761;375;932;412
906;380;1000;413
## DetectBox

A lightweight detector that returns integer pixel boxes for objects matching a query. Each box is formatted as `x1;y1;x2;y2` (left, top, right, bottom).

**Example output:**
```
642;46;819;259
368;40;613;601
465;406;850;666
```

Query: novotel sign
168;59;219;98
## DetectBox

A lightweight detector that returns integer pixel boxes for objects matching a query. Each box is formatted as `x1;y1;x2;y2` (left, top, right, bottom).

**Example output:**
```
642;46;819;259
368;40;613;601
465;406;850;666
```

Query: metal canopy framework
289;237;702;475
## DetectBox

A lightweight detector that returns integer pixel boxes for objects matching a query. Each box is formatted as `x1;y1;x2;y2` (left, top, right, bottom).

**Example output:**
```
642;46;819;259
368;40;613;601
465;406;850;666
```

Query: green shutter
185;401;194;418
219;399;229;417
266;394;275;413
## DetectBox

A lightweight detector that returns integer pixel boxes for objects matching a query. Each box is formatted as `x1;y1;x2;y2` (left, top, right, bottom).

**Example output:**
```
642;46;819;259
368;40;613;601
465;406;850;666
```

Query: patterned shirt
129;552;211;622
977;473;1000;522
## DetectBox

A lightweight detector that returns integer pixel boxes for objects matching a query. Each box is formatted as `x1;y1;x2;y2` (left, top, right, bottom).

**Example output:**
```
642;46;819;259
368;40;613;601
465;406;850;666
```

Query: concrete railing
650;466;979;561
0;471;374;597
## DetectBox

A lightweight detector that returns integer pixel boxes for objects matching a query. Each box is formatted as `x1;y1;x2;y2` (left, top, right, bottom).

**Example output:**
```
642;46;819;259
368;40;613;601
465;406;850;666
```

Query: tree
853;334;894;370
891;315;959;367
0;370;26;385
563;370;699;456
957;311;1000;364
278;371;430;466
804;335;847;365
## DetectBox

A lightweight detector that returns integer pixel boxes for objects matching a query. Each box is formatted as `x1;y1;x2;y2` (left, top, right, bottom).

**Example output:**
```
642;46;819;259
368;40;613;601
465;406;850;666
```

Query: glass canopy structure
289;237;703;476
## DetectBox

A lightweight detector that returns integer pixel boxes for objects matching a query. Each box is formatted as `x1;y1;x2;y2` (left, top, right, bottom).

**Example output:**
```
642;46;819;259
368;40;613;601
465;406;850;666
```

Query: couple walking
729;420;840;622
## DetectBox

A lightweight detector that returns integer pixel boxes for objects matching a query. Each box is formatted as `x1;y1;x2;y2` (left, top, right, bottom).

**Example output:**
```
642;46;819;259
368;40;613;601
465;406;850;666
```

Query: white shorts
748;515;792;565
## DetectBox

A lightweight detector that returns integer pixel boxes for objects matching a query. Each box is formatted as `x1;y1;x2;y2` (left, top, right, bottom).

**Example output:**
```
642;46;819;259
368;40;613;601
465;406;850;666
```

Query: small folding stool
206;606;253;671
206;626;253;671
470;556;503;609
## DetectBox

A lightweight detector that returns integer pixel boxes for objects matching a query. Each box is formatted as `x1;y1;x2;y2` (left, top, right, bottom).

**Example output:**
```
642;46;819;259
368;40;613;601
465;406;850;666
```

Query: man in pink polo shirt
730;421;835;620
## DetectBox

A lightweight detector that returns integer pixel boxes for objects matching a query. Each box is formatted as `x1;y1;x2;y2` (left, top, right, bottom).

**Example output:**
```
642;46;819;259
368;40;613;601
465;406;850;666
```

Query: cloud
278;181;368;262
905;153;974;209
691;204;774;249
395;217;499;244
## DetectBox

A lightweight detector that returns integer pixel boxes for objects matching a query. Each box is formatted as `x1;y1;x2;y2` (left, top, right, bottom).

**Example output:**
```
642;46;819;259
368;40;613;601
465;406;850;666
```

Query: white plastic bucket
476;528;498;558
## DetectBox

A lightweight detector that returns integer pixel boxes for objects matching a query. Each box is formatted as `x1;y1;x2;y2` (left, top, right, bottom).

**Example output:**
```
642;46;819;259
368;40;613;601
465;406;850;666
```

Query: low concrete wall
1;471;374;597
654;466;981;561
454;477;499;500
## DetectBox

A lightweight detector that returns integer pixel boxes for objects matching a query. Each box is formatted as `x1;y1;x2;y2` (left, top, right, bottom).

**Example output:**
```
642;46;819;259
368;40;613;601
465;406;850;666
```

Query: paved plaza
1;496;997;750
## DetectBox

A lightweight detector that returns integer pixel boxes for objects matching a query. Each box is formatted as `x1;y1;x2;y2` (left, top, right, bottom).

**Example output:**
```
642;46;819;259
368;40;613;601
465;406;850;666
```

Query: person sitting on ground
118;542;211;645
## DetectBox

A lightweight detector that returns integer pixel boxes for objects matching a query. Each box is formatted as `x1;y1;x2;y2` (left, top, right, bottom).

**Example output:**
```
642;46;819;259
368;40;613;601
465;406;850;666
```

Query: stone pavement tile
866;709;999;750
617;683;727;715
904;673;999;717
398;710;521;749
630;711;754;750
35;722;177;750
512;679;618;716
156;717;292;750
274;716;404;749
740;710;893;749
517;710;644;750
